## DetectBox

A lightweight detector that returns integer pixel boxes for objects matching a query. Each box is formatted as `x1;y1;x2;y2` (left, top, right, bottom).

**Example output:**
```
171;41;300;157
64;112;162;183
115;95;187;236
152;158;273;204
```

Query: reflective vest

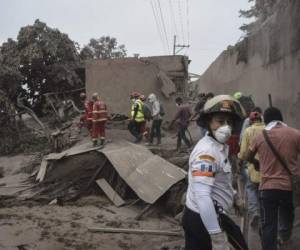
131;99;145;122
84;100;94;121
92;100;108;122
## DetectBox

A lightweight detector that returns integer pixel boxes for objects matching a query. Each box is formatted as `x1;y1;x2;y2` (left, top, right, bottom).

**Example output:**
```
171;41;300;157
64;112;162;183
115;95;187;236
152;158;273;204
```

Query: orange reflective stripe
198;155;216;163
192;170;214;177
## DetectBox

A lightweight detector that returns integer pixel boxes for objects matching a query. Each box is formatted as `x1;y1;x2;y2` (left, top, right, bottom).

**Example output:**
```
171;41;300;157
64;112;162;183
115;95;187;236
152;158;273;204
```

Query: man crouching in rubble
182;95;248;250
91;92;108;146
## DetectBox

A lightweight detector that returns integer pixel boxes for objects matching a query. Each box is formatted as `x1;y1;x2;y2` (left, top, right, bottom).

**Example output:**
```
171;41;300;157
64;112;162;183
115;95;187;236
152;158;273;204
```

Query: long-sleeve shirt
151;100;161;120
186;135;234;234
174;104;191;128
238;122;265;183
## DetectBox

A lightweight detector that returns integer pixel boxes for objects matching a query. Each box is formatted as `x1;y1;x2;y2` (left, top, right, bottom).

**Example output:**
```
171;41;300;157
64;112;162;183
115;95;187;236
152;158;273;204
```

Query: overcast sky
0;0;252;74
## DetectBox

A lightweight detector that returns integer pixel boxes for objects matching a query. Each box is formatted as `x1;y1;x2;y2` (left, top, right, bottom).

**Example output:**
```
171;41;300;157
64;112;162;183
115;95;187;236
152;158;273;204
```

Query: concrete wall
85;57;186;120
196;0;300;128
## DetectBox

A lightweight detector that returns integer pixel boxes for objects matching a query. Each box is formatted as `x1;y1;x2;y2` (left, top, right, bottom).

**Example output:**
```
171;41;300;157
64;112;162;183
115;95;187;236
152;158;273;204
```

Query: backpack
159;102;165;116
142;104;152;120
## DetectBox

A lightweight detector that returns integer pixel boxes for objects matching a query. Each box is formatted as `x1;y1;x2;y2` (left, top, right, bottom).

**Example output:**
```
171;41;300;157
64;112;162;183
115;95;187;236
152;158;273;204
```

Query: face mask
213;125;232;144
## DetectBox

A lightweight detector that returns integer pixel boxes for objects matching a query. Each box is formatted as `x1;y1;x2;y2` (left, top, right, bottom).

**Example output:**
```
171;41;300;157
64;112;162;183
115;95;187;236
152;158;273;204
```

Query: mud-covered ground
0;124;187;250
0;150;184;250
0;196;183;250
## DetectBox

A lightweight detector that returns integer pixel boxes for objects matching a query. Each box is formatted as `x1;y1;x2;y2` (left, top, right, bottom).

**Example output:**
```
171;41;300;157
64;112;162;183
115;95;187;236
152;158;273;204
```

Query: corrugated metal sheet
37;141;187;204
99;141;186;204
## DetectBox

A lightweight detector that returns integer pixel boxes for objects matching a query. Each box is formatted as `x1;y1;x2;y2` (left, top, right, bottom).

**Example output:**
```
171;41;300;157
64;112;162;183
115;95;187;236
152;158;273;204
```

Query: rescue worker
79;92;93;135
128;91;145;143
147;93;162;145
182;95;248;250
139;95;151;141
91;92;108;146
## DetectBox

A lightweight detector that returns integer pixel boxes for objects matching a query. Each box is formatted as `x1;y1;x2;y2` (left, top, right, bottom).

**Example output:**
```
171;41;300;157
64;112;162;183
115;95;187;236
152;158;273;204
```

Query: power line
178;0;186;45
169;0;179;38
186;0;190;47
150;0;167;54
156;0;171;54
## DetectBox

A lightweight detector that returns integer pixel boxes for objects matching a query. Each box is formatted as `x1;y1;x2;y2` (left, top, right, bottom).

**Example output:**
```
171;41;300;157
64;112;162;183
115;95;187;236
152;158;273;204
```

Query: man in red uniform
91;92;108;146
79;92;93;136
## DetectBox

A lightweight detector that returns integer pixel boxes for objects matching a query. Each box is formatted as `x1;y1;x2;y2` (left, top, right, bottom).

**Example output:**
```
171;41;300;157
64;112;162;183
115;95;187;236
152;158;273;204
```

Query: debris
68;159;107;202
49;198;58;205
17;93;50;139
88;226;182;237
158;70;176;98
34;141;186;205
96;178;125;207
135;204;153;220
36;159;48;182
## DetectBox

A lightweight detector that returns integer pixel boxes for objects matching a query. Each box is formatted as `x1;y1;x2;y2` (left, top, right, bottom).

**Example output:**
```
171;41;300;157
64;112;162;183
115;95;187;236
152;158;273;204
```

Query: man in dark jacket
170;97;192;151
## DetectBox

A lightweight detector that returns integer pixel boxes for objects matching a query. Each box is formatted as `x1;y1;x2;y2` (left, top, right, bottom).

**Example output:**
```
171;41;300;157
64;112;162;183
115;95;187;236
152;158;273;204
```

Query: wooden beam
88;227;182;237
96;178;125;207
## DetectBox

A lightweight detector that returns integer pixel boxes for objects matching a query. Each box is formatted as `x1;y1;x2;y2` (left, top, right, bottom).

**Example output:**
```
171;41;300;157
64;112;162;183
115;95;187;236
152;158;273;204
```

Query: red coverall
92;100;108;142
80;100;94;135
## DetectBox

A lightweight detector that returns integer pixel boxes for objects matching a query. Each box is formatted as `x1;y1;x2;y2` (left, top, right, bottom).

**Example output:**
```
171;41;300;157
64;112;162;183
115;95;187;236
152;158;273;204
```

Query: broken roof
36;141;187;204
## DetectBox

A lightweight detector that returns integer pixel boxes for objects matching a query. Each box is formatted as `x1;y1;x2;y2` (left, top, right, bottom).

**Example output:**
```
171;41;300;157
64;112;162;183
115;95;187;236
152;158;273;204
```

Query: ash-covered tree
16;19;82;114
80;36;127;60
239;0;279;33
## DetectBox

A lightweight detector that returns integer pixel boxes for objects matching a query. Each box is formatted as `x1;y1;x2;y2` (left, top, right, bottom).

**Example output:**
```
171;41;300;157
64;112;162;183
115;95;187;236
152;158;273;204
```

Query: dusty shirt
250;124;300;191
238;122;265;183
186;135;234;234
174;104;191;128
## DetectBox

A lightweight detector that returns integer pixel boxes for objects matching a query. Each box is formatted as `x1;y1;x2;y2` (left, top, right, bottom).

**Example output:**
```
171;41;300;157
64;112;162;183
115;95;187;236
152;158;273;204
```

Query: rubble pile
17;141;188;216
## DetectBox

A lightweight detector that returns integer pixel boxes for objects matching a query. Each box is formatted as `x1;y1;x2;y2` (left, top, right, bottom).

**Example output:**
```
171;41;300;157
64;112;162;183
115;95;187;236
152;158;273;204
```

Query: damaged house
85;55;190;119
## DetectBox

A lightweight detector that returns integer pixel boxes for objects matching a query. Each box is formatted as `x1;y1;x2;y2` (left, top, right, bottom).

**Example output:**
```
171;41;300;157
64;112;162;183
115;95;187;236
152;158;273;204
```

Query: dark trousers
259;189;294;250
177;126;191;149
150;119;162;142
128;120;143;139
182;207;248;250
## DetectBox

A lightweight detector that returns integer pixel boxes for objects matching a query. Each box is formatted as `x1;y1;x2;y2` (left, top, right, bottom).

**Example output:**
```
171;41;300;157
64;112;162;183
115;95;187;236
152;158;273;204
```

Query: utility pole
173;35;190;55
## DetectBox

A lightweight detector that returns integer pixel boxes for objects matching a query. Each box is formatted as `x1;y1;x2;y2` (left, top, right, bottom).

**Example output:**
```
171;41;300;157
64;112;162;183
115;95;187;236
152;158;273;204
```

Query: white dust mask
213;125;232;144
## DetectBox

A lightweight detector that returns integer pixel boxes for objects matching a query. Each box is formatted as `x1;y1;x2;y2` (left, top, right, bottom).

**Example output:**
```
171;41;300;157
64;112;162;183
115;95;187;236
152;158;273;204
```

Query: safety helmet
131;91;140;99
140;95;146;102
233;92;243;100
80;92;86;99
201;95;245;122
92;92;99;100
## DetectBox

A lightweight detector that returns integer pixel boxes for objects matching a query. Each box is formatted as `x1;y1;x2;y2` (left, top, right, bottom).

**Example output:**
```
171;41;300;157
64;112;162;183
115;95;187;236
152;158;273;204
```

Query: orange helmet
131;91;140;99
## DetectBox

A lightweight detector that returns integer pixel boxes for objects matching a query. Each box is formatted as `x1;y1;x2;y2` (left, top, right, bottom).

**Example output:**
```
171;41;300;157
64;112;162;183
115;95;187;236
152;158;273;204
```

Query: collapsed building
85;55;190;120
